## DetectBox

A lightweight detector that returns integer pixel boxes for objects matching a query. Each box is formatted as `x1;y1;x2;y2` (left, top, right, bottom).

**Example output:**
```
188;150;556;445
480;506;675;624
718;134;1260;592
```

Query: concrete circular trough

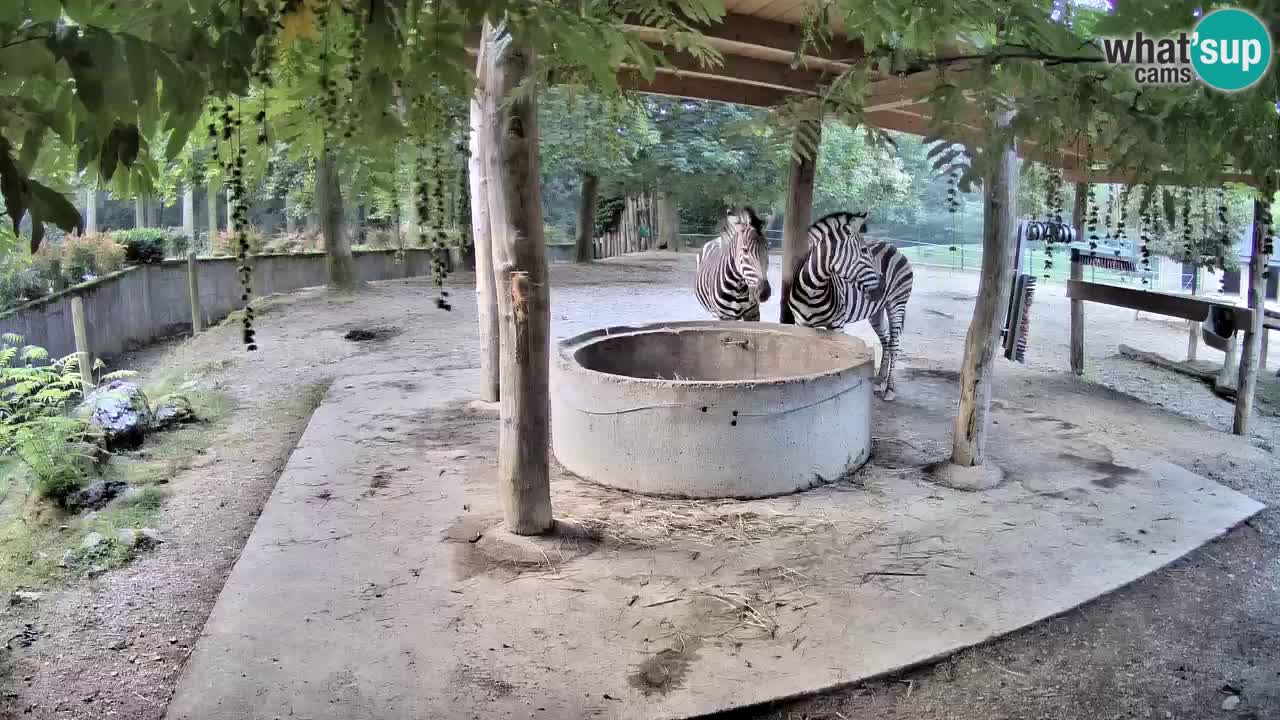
551;321;875;499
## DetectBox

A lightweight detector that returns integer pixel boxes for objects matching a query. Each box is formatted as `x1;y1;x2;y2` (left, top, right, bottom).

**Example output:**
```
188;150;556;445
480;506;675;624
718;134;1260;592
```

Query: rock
1222;695;1241;711
151;394;196;430
80;531;105;550
9;590;42;606
107;638;127;651
115;528;161;549
67;480;128;512
59;550;74;567
80;381;153;449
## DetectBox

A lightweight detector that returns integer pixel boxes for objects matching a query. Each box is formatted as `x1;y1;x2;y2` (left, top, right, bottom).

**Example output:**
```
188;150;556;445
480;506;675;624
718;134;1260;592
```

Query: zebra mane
813;211;869;230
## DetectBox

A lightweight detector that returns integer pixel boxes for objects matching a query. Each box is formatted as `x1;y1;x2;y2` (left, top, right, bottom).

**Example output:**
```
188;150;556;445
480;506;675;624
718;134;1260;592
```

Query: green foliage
113;228;174;264
0;252;50;311
0;334;100;506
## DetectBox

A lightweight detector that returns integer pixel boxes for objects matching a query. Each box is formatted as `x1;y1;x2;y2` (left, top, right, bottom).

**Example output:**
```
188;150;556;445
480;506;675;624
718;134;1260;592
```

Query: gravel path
1;252;1276;720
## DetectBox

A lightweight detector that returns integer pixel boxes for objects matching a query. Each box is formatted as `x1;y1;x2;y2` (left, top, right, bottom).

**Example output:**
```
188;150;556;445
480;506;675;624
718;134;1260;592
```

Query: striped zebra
787;211;914;400
694;208;771;321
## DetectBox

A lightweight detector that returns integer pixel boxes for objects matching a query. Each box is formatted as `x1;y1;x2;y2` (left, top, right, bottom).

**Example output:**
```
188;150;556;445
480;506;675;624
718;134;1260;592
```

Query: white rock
80;531;105;550
1222;695;1241;711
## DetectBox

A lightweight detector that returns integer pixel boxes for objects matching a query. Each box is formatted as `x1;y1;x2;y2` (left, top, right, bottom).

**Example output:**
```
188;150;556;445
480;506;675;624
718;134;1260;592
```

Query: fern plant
0;334;110;506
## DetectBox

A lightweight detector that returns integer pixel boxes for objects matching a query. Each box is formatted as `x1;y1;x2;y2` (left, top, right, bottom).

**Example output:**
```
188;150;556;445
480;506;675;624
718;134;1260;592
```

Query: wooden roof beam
624;12;862;72
619;70;795;108
646;46;834;93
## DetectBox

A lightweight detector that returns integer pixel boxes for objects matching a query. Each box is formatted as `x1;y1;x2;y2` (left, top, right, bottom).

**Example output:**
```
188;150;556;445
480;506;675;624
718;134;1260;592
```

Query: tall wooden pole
779;121;820;324
481;21;552;535
470;33;500;404
182;186;196;248
206;184;219;243
951;113;1018;467
83;190;98;235
1233;197;1268;435
70;296;94;390
1069;182;1087;375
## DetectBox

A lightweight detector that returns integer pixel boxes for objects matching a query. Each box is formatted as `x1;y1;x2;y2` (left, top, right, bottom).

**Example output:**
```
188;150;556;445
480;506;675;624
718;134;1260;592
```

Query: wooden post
574;171;598;263
188;248;203;334
1233;198;1268;435
1069;182;1087;375
951;113;1018;467
780;121;820;324
70;296;94;390
1186;268;1200;361
1218;333;1240;391
469;52;500;403
481;21;553;535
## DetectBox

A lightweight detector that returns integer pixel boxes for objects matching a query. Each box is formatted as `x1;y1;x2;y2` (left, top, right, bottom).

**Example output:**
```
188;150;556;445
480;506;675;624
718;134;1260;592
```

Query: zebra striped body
694;208;771;321
788;212;914;400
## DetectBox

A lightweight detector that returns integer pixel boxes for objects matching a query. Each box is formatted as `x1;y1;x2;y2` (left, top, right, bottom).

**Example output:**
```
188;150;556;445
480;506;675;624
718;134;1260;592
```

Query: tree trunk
657;192;680;252
575;170;598;263
480;21;552;535
779;122;820;324
469;72;500;403
182;186;195;246
1233;198;1268;435
951;113;1018;467
316;143;362;290
1069;183;1087;376
135;196;146;228
147;196;160;227
284;193;297;234
84;189;98;234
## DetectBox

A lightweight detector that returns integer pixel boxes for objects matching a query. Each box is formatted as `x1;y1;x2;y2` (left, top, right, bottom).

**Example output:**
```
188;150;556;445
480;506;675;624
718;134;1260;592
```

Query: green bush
0;254;52;312
34;234;127;289
113;228;174;264
211;227;268;256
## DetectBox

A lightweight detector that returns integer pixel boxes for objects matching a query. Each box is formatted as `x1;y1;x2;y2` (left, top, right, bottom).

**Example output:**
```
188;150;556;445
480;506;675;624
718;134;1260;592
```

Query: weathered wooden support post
188;248;203;334
779;121;820;324
950;112;1018;471
70;296;94;390
1069;182;1087;375
574;171;598;263
1233;197;1269;435
470;30;501;404
481;21;552;534
1186;268;1200;361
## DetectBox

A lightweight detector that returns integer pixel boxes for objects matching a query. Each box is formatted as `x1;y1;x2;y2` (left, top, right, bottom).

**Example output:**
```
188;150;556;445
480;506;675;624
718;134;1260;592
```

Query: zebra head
826;211;882;301
726;207;771;302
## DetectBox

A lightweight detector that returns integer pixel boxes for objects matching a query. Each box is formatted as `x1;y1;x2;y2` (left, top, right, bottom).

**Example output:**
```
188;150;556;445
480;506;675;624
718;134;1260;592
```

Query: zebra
787;211;913;401
694;207;771;321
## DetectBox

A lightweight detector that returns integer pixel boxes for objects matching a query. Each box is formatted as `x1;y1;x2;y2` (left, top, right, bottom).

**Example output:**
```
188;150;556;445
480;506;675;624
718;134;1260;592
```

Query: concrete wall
0;249;438;361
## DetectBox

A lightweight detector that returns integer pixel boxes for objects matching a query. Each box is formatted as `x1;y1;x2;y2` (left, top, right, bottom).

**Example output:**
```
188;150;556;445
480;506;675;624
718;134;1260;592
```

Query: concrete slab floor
165;368;1263;720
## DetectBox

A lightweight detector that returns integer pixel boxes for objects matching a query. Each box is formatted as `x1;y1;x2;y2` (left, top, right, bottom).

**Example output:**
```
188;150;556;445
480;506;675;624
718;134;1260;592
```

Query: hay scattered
565;499;873;549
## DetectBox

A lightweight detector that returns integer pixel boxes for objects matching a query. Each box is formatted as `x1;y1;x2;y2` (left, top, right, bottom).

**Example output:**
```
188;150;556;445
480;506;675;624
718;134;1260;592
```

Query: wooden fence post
951;112;1018;468
1233;197;1268;435
70;296;94;390
1069;182;1087;375
481;21;553;535
470;43;501;403
188;249;203;334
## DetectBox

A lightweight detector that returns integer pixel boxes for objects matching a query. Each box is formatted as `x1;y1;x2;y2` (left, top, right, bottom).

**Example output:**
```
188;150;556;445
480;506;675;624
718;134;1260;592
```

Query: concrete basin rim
556;320;875;389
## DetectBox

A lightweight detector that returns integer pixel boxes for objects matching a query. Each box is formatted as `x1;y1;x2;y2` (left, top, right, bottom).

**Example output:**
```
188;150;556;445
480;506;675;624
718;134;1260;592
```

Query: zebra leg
881;302;908;402
869;311;891;395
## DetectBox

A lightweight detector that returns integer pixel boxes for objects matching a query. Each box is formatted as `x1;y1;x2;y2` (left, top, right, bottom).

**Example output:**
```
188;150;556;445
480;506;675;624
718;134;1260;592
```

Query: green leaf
17;126;45;173
26;180;83;236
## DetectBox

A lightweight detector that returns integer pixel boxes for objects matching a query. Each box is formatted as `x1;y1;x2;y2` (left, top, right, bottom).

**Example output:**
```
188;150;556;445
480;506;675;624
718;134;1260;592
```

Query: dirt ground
1;252;1278;719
